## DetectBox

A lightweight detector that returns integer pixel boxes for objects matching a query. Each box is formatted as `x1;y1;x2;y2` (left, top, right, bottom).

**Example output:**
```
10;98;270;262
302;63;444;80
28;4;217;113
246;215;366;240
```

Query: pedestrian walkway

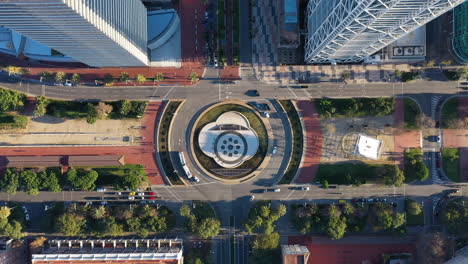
294;100;322;184
220;66;240;80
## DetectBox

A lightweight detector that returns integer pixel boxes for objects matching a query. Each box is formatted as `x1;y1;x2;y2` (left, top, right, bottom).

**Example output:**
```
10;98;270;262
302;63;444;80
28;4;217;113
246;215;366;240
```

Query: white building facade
305;0;466;63
0;0;148;67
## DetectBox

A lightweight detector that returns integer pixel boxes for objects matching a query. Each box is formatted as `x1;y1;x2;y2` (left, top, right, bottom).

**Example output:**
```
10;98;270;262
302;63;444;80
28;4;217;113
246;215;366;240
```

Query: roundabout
192;102;269;182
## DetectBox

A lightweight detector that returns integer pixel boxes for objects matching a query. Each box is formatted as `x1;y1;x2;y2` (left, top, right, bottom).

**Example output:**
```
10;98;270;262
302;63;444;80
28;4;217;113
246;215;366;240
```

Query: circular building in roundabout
198;112;259;168
192;102;268;182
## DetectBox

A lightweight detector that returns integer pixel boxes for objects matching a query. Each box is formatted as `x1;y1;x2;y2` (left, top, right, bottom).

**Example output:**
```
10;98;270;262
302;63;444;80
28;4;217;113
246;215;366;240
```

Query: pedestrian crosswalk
431;96;441;118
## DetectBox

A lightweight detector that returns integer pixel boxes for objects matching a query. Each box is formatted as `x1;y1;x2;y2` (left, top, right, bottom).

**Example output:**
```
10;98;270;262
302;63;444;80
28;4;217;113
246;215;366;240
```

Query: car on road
299;187;310;191
437;136;441;143
272;188;281;192
193;176;200;182
96;188;106;192
129;192;136;196
128;196;135;200
366;198;374;203
272;146;277;154
262;112;270;118
447;189;460;194
100;201;108;205
247;90;260;97
249;195;255;201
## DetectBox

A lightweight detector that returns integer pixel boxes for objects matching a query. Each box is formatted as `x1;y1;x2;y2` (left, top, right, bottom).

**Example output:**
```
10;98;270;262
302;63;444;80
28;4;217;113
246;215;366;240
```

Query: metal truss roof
305;0;467;63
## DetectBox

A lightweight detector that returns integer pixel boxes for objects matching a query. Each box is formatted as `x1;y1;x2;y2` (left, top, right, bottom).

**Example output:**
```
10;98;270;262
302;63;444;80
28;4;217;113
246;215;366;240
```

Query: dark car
436;160;441;168
435;121;440;128
247;90;260;97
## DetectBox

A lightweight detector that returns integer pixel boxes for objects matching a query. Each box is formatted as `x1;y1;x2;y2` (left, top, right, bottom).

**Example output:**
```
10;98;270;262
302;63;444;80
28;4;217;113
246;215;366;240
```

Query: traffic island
191;101;268;183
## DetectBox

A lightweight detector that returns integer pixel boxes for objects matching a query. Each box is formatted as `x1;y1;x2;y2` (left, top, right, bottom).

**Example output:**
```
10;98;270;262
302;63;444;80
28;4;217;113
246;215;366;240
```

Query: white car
273;188;281;192
249;195;255;201
128;196;135;200
100;201;108;205
262;112;270;118
193;176;200;183
272;146;277;154
300;187;310;191
96;188;106;192
137;192;145;196
25;214;30;221
115;192;122;195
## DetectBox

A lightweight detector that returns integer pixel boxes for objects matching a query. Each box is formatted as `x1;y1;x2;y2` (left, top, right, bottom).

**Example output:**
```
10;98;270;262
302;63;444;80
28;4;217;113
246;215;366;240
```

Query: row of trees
293;202;406;240
52;203;172;237
243;202;286;263
317;97;395;118
404;150;429;182
180;204;220;239
0;168;61;195
40;71;80;84
103;71;199;85
395;70;420;82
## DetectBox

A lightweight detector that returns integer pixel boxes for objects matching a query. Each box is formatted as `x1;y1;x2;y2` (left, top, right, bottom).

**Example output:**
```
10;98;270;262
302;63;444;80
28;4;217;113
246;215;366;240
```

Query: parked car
146;191;155;196
249;195;255;201
299;187;310;191
128;196;135;200
137;192;145;196
115;192;122;195
262;112;270;118
129;192;136;196
436;160;441;168
272;146;277;154
96;188;106;192
273;188;281;192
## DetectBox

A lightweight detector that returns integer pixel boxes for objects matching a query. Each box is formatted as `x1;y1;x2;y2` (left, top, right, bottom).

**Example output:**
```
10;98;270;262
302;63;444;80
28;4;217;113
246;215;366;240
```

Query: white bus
182;165;192;179
179;152;186;166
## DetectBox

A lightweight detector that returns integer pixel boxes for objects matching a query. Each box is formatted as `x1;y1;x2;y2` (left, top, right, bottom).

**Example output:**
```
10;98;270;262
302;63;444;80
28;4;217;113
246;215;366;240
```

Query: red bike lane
294;100;323;184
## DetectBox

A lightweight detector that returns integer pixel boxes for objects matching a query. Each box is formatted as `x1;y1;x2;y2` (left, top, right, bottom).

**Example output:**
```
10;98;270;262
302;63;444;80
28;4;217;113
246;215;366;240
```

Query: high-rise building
305;0;466;63
0;0;148;67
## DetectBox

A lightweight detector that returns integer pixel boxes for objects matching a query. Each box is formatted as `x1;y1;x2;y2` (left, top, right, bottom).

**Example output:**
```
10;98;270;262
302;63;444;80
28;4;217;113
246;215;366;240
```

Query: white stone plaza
198;112;259;168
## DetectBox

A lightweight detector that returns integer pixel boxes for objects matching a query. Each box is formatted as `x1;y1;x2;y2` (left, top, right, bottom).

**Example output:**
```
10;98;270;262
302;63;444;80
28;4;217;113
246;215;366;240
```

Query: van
179;152;186;166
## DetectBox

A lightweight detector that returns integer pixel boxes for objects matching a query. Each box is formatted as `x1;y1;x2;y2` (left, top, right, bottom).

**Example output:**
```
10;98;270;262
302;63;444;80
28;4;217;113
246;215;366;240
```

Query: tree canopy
66;169;99;191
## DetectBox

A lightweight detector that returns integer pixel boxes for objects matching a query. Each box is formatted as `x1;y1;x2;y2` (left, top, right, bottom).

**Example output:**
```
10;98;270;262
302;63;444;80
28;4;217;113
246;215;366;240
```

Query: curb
273;99;295;185
189;100;271;184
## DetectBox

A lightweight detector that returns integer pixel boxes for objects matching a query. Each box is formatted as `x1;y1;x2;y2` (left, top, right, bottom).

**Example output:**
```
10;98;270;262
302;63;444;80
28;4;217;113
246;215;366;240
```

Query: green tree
136;74;146;84
38;170;61;192
414;161;429;181
118;169;143;190
71;73;80;85
0;168;20;194
0;206;11;219
259;205;270;218
100;216;123;237
340;71;351;80
342;202;355;215
323;180;329;189
277;204;287;218
57;214;86;236
180;205;191;217
189;72;199;84
55;71;66;83
326;216;347;240
92;206;107;220
0;88;26;112
7;66;28;76
40;71;54;82
66;169;98;191
85;103;98;124
20;169;40;195
253;232;280;250
198;217;220;238
119;72;130;82
154;72;164;85
119;99;132;115
126;218;141;233
406;200;422;216
380;165;405;186
34;96;50;116
457;67;468;79
393;213;405;229
2;220;24;239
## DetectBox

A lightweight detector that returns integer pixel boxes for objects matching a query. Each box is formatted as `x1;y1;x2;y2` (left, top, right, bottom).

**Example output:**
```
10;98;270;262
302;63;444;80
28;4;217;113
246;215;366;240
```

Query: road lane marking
163;86;177;99
287;86;298;99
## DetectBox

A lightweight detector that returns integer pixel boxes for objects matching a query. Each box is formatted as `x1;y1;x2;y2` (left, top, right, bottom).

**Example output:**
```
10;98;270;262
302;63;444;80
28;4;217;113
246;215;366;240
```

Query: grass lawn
193;103;268;179
90;164;146;186
0;113;28;129
442;98;458;128
46;100;88;119
158;101;183;185
405;199;424;226
442;148;461;182
404;148;423;183
403;98;420;129
279;100;303;184
316;163;386;185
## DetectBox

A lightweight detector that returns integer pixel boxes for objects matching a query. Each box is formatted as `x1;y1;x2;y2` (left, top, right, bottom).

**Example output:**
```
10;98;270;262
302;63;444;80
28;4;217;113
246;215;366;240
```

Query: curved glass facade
453;1;468;62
